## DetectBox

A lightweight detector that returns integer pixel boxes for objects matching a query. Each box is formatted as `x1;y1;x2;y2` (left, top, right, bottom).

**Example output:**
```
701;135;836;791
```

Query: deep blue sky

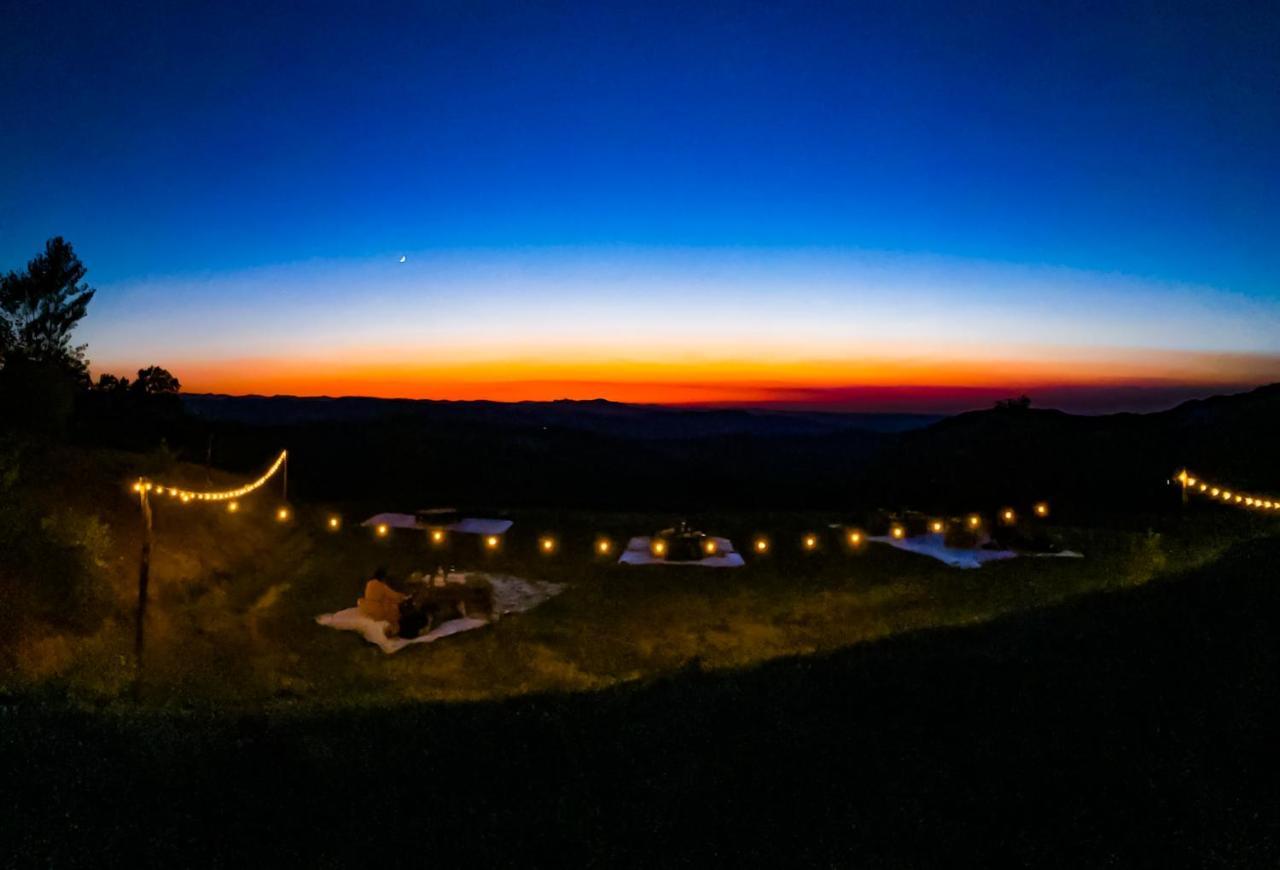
1;0;1277;409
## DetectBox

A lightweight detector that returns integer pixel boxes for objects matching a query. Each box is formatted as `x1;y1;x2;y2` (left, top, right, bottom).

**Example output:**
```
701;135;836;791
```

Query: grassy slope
5;447;1278;710
3;534;1277;867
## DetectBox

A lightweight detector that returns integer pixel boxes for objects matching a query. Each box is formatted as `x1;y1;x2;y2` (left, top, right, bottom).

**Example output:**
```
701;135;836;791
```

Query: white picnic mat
360;513;513;535
618;536;746;568
868;532;1082;569
316;573;565;654
316;610;487;654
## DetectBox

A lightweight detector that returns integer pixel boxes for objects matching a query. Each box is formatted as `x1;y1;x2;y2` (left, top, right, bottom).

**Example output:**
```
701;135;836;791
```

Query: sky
2;0;1277;413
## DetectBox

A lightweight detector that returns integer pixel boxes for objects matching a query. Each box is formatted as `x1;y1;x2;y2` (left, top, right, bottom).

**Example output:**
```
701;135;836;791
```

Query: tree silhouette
994;395;1032;411
94;373;131;392
132;366;180;396
0;237;95;374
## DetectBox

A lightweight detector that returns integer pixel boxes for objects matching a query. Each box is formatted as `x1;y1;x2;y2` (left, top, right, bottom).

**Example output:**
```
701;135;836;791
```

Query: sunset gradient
4;2;1278;413
80;250;1280;413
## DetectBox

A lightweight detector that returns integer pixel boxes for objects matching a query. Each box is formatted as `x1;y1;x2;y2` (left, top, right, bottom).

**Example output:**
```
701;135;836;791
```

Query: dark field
4;535;1277;867
5;392;1280;866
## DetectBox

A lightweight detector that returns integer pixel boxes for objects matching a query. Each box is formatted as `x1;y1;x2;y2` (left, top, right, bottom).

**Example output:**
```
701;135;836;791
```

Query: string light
803;534;817;550
227;501;239;513
485;535;500;550
1178;470;1280;513
138;450;287;504
430;529;445;544
651;540;667;556
929;520;944;533
375;523;389;537
597;538;612;555
890;525;905;539
967;514;981;529
1001;509;1015;524
847;530;863;546
754;537;769;553
277;507;291;522
540;536;556;553
1034;502;1049;517
703;539;718;555
327;515;341;530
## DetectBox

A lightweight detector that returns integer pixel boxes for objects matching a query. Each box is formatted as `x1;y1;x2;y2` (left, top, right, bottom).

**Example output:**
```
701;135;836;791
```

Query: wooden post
134;486;153;691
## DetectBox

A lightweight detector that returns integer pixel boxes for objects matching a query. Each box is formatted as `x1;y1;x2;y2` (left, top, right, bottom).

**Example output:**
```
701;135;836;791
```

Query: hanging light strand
1177;469;1280;511
134;450;288;503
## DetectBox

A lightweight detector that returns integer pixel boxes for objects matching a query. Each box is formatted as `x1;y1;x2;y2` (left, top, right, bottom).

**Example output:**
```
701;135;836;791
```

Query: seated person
357;576;407;635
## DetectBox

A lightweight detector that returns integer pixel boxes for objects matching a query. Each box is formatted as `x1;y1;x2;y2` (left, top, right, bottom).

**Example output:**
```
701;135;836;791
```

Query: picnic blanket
359;514;514;535
316;573;565;654
618;536;746;568
868;532;1083;569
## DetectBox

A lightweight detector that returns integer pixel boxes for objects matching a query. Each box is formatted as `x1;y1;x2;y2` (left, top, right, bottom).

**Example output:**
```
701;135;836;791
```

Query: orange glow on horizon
92;345;1280;411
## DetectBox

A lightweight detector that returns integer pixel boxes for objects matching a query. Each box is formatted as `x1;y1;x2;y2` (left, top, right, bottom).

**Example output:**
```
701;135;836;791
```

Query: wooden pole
134;486;153;692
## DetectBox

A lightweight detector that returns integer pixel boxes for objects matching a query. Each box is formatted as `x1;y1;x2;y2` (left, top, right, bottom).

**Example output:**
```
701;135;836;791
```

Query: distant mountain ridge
855;382;1280;511
182;393;943;439
180;384;1280;511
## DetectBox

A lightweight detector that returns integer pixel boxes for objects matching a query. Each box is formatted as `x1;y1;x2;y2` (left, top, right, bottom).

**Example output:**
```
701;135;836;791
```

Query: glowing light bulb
848;530;863;546
652;540;666;556
891;525;905;539
376;523;389;537
277;507;290;522
1211;488;1220;496
968;515;981;528
1034;502;1049;517
1199;483;1207;492
598;539;612;554
803;534;817;550
1001;509;1015;523
929;520;943;533
430;529;445;543
227;501;239;513
755;538;769;553
328;516;340;529
132;482;143;493
541;537;555;552
1186;477;1197;487
485;535;499;549
703;540;717;555
1222;491;1232;500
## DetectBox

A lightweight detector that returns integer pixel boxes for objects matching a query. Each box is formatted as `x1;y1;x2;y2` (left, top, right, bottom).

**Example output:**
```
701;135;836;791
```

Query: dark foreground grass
3;536;1277;867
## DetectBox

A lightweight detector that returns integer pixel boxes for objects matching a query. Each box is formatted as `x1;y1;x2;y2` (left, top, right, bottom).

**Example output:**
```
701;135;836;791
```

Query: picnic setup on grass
126;452;1275;656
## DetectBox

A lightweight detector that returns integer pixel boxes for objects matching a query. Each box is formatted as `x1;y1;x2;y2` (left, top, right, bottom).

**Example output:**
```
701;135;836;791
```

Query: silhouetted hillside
173;385;1280;512
183;394;940;438
857;383;1280;515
